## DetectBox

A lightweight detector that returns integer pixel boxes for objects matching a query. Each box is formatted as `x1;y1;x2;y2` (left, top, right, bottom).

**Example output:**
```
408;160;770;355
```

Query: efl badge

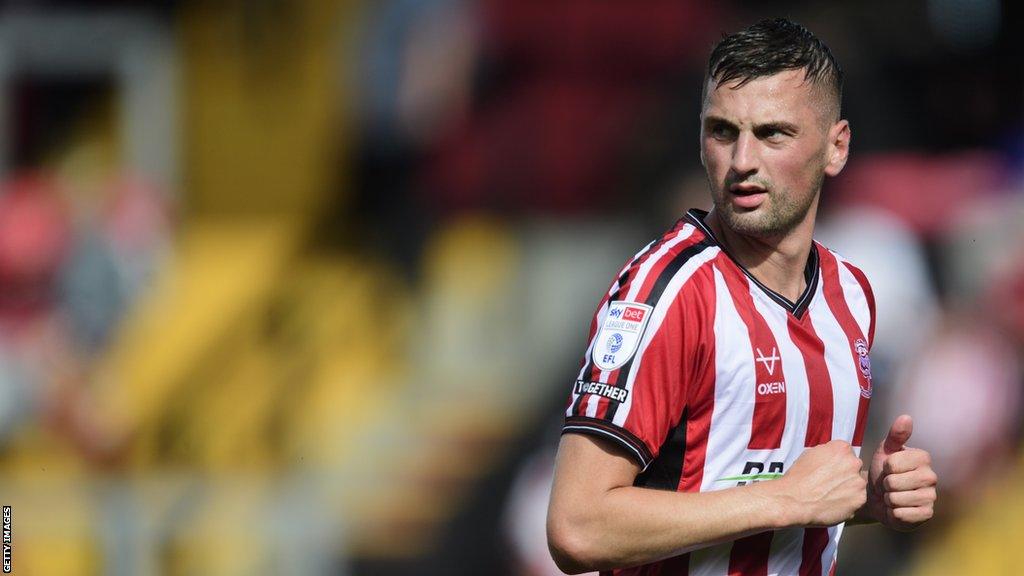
854;338;872;398
593;301;653;371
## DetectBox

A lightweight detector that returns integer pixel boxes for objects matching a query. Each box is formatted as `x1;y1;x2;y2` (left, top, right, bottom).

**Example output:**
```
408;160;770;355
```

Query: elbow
547;512;604;574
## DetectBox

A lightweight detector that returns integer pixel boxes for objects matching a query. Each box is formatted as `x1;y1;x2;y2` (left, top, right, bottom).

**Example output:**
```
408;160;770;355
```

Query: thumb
881;414;913;455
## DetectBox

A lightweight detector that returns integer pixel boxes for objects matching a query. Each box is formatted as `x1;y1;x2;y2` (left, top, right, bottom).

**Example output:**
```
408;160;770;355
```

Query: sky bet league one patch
593;301;653;372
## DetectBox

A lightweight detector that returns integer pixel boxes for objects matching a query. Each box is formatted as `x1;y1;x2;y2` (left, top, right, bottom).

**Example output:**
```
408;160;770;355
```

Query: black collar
684;209;819;318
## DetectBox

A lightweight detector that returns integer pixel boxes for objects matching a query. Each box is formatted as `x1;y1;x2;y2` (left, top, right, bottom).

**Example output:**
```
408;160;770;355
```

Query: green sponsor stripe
716;473;784;482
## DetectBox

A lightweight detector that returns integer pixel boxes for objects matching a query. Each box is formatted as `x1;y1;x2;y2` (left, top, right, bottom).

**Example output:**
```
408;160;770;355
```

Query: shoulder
815;241;877;346
613;216;721;308
815;242;875;299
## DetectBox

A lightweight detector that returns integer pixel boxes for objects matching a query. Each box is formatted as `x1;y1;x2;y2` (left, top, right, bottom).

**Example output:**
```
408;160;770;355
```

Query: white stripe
623;224;697;302
698;264;756;494
688;543;731;576
819;524;843;576
766;527;805;576
832;251;871;343
584;384;601;417
611;246;720;427
807;283;861;444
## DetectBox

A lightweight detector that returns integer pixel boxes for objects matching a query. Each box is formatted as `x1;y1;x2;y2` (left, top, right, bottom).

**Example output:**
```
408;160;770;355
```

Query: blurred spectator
889;314;1022;504
0;174;73;441
426;0;723;214
358;0;478;149
0;154;170;457
827;152;1009;239
349;0;480;275
59;175;171;355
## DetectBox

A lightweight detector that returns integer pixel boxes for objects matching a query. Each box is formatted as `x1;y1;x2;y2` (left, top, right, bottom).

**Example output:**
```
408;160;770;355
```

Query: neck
703;206;817;303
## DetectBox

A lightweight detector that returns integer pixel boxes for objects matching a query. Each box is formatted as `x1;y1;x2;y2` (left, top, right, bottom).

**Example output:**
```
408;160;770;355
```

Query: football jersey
563;209;875;576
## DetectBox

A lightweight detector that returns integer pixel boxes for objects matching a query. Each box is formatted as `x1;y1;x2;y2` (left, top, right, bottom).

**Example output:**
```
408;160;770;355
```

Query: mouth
729;183;767;195
727;184;768;209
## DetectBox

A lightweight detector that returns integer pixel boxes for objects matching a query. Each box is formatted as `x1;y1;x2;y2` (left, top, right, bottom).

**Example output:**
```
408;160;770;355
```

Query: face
700;69;849;239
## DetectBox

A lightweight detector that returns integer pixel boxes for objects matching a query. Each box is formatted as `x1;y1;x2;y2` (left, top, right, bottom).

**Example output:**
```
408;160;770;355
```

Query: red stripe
679;267;717;493
592;228;703;420
799;528;829;576
818;249;872;446
842;261;876;349
718;257;787;449
728;532;774;576
788;314;834;446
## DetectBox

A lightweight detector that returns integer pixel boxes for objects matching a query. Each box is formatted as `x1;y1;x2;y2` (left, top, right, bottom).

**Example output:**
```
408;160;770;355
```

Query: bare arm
546;434;787;573
546;434;866;574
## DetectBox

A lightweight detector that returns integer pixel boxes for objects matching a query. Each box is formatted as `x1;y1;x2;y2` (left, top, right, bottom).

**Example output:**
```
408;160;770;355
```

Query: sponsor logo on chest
754;346;786;397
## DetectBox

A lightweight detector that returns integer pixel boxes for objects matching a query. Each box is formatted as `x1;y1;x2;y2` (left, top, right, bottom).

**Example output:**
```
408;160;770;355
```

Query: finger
882;448;932;475
883;468;938;492
824;439;852;451
884;486;937;508
888;505;934;526
882;414;913;455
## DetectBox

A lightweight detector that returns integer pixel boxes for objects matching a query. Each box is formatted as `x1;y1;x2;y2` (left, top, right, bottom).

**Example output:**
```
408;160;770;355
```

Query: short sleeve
562;250;712;470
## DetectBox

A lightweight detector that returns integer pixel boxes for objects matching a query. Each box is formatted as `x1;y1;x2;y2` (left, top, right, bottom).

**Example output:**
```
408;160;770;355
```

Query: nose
731;131;759;176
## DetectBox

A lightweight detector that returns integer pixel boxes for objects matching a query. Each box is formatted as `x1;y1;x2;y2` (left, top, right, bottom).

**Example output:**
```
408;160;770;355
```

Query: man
547;18;937;575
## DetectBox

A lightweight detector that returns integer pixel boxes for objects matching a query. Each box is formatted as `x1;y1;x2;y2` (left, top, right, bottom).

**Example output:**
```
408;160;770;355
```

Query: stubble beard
708;172;824;239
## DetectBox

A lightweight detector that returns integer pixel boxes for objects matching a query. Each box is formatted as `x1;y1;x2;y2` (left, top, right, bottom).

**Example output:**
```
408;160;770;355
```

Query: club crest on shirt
593;301;653;371
854;338;872;397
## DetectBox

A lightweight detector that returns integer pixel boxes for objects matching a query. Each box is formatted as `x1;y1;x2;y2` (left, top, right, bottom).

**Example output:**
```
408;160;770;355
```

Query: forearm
549;480;792;572
549;434;867;573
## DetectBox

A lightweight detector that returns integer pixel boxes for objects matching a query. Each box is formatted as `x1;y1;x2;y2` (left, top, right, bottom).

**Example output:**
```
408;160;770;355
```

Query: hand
774;440;867;527
867;415;938;530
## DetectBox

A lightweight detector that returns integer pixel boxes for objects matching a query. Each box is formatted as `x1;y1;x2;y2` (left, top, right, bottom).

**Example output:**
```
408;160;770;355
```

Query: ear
698;112;707;167
823;119;850;177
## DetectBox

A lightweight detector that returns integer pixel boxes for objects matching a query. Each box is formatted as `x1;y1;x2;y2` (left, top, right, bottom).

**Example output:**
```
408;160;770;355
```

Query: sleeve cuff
562;416;654;470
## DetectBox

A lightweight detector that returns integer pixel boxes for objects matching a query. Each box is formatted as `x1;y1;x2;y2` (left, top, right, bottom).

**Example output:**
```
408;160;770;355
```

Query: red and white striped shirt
563;209;876;576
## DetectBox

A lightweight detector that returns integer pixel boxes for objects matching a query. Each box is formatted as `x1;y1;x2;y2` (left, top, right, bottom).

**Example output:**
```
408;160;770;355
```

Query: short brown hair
705;18;843;119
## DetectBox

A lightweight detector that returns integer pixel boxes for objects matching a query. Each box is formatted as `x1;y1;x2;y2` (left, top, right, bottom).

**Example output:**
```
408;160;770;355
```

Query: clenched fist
866;415;938;530
773;439;867;527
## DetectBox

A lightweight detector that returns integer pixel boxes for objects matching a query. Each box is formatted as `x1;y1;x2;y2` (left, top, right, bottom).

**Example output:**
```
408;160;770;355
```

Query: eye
755;125;793;143
708;122;737;142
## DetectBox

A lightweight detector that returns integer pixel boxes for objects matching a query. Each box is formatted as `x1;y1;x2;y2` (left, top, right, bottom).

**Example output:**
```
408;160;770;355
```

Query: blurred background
0;0;1020;574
